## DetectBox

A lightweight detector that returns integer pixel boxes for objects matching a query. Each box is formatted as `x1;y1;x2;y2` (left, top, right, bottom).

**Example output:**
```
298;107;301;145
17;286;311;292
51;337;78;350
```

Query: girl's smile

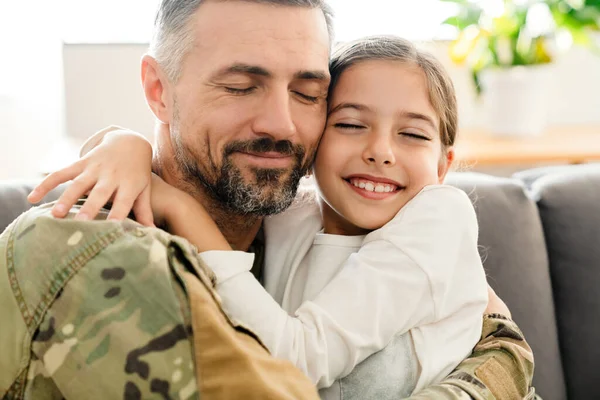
344;175;404;200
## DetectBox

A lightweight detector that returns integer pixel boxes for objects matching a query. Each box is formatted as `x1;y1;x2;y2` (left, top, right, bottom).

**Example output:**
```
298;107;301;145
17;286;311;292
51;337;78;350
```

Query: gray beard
193;154;304;216
172;134;310;217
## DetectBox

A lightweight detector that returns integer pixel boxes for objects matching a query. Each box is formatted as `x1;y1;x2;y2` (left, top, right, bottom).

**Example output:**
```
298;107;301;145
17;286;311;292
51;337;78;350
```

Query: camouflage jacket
0;203;538;399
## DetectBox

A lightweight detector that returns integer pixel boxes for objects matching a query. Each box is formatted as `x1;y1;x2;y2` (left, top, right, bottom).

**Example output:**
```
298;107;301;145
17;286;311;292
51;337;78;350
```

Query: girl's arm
28;126;154;225
150;174;231;252
204;185;487;390
78;125;145;158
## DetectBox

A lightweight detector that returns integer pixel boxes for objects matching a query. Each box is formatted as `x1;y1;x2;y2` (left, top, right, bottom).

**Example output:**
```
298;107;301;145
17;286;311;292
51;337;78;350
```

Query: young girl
32;36;488;398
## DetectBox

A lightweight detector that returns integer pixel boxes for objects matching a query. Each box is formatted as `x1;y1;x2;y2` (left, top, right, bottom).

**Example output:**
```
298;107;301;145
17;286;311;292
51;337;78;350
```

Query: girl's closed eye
398;131;432;141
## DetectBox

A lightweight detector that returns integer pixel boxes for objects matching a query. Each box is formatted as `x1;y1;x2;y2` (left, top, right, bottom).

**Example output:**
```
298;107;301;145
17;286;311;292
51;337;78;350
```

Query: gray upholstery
514;163;600;190
529;166;600;400
447;173;566;400
0;181;64;233
2;166;600;400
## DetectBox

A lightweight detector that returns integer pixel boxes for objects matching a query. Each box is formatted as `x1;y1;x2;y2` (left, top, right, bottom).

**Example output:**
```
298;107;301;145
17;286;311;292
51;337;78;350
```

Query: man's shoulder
0;204;149;323
5;203;126;272
0;203;130;396
2;202;208;304
0;204;206;399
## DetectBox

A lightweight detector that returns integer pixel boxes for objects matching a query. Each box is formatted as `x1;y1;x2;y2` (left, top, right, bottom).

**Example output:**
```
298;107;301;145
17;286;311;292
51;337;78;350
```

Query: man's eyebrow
212;63;271;79
294;70;330;82
328;102;370;115
401;111;438;129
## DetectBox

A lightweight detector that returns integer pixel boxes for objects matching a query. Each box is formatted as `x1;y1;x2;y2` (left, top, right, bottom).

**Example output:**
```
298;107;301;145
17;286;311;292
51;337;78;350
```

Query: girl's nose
363;134;396;167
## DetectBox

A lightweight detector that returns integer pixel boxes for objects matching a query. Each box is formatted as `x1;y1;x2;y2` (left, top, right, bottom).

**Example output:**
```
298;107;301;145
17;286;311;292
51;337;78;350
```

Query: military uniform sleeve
4;205;200;400
406;314;540;400
4;203;319;400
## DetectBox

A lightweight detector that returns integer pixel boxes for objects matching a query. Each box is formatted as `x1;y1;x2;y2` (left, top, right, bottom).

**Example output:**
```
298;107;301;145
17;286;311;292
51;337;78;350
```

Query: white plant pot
480;65;552;137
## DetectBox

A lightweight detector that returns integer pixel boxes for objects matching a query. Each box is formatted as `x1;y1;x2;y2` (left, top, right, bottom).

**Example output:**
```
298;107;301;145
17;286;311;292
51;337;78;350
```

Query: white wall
63;44;155;141
0;3;65;181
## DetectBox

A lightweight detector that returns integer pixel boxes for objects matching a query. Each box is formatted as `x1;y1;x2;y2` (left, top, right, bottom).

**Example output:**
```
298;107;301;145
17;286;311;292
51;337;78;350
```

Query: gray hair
329;35;458;149
150;0;335;83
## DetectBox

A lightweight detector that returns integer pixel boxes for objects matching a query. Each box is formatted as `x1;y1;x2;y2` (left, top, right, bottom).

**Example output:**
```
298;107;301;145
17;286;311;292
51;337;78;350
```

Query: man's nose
252;89;297;141
363;133;396;167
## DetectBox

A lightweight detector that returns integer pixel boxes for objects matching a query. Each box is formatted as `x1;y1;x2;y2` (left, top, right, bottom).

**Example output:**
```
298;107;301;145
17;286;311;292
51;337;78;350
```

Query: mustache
224;138;304;158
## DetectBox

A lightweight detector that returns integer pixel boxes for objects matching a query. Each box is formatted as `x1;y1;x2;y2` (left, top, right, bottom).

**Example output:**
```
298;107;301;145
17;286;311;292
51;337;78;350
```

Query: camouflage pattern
1;202;539;399
408;314;540;400
0;203;200;399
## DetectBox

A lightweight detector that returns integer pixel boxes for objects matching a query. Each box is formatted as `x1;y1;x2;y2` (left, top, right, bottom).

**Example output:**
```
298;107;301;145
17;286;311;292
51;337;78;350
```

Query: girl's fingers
28;163;83;204
74;182;118;221
51;176;96;218
132;187;155;227
106;188;138;222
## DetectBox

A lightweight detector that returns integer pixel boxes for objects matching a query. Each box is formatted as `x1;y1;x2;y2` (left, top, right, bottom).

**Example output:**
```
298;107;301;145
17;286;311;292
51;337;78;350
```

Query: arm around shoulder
407;315;539;400
80;125;151;157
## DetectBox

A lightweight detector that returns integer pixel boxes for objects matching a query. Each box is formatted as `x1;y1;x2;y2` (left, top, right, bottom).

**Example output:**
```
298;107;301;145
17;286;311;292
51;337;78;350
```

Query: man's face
168;1;330;216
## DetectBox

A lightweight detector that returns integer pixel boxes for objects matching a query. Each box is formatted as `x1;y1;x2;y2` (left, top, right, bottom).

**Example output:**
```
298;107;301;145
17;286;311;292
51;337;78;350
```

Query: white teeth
350;179;397;193
350;178;399;193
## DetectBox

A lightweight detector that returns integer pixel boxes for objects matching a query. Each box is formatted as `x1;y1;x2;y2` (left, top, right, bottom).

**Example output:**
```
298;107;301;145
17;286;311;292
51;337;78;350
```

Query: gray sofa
2;164;599;400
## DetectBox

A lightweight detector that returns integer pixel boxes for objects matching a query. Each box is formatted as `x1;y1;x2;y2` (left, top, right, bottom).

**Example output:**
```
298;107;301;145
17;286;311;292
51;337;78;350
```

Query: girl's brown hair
329;35;458;149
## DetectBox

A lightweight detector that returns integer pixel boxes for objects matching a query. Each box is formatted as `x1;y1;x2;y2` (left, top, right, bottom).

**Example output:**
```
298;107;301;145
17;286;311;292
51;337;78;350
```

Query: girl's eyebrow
328;102;371;115
328;103;438;129
400;111;438;130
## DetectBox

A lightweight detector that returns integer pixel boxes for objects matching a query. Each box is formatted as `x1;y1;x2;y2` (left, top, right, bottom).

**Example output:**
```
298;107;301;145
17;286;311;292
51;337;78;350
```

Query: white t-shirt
201;185;488;395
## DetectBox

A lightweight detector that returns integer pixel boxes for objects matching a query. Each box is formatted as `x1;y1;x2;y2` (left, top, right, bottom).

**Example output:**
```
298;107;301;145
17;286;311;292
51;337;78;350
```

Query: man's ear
438;147;455;184
141;55;171;124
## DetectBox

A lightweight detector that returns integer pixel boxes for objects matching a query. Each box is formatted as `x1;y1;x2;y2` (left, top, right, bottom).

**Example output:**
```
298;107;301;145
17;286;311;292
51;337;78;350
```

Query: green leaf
443;16;467;28
472;70;483;96
493;15;522;36
571;28;594;44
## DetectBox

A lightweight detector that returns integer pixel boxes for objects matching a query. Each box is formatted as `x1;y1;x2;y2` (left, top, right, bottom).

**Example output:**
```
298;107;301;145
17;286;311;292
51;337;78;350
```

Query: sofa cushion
0;181;64;233
447;172;566;400
529;165;600;400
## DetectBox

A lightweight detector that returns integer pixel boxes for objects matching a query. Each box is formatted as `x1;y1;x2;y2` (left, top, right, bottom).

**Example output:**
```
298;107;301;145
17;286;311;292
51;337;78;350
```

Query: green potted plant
442;0;600;136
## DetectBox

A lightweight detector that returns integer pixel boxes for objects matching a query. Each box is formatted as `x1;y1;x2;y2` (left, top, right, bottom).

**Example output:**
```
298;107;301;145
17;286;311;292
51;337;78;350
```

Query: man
0;1;537;399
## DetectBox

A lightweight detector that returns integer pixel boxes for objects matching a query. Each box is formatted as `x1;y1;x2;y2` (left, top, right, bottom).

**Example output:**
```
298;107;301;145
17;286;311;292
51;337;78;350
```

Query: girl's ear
437;147;455;184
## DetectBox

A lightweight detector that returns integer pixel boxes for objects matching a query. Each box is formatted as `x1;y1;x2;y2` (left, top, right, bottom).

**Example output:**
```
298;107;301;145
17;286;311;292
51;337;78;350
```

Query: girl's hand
149;174;232;252
27;128;154;226
485;285;512;319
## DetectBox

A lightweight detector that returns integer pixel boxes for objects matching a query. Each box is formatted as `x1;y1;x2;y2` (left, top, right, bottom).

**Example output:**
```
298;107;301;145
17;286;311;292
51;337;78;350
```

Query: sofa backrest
447;172;566;400
0;182;64;233
524;165;600;400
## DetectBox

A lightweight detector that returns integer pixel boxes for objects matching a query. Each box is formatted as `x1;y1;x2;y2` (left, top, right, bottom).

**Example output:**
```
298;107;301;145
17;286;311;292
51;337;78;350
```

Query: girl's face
313;60;454;235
